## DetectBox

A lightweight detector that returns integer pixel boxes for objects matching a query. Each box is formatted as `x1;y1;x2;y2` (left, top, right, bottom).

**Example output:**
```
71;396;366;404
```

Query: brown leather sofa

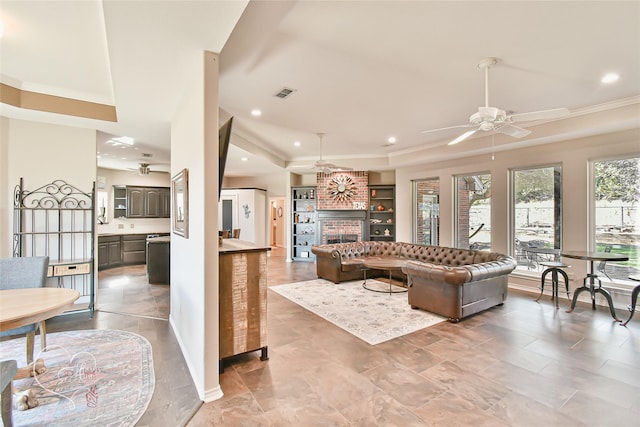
311;242;516;322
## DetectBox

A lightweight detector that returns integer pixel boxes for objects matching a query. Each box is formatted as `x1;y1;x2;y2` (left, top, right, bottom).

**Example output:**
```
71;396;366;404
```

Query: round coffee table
362;258;408;294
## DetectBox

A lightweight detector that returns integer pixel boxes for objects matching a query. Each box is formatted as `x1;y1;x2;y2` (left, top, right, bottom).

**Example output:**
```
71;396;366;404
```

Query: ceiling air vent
274;87;297;99
141;153;153;158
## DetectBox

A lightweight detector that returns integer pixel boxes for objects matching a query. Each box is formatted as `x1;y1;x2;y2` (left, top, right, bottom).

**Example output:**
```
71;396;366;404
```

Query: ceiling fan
127;163;165;175
293;133;353;173
421;57;570;145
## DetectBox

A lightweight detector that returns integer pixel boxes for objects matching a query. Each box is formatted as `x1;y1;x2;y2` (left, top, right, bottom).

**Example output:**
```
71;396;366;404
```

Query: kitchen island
147;236;170;284
218;239;271;372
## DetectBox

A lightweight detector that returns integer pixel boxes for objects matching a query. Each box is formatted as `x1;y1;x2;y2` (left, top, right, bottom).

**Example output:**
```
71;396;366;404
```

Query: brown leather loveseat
311;241;516;322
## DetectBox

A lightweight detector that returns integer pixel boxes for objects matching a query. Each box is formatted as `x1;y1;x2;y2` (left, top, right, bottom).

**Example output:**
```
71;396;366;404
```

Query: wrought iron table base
567;271;620;321
536;264;570;309
621;284;639;327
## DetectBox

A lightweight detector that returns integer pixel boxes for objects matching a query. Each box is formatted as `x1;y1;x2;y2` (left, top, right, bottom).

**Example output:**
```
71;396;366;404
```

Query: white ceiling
1;1;639;179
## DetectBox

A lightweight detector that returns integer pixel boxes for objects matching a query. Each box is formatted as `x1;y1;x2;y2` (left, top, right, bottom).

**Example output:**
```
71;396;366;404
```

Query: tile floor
42;248;640;426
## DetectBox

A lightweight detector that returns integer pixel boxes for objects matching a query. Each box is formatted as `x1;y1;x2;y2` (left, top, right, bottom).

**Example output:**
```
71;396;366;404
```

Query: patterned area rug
0;329;155;427
270;279;446;345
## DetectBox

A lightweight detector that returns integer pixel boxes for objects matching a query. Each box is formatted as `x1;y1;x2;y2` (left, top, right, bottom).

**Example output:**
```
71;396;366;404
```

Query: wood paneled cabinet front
98;235;122;270
125;186;170;218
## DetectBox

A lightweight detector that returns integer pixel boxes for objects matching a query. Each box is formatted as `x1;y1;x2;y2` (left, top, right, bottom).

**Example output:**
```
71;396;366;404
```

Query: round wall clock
328;175;356;202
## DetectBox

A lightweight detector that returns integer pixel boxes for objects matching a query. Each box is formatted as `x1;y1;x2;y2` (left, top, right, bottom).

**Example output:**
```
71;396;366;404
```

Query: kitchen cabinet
126;187;145;217
122;234;147;264
99;233;169;270
115;186;170;219
160;187;171;218
98;235;122;270
113;186;127;219
147;236;170;284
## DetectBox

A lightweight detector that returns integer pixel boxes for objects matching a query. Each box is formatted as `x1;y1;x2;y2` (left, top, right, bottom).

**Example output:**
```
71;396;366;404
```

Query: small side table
535;261;570;309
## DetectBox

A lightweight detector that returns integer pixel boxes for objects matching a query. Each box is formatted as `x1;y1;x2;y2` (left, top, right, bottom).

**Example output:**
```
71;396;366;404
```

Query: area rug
270;279;446;345
0;329;155;427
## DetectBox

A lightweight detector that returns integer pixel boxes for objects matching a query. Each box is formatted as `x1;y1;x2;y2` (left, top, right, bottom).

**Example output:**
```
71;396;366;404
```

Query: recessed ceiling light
293;141;301;147
251;109;262;117
388;137;397;144
241;157;248;162
106;136;135;146
601;73;620;84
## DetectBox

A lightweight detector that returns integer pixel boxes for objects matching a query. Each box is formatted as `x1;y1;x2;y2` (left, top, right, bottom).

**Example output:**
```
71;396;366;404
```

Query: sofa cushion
341;258;365;272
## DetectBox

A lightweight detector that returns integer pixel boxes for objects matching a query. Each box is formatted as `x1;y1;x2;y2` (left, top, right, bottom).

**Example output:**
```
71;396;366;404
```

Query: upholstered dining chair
0;256;49;364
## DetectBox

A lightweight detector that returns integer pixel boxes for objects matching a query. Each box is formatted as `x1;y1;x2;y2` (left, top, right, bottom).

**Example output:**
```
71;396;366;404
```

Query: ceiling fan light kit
424;57;570;146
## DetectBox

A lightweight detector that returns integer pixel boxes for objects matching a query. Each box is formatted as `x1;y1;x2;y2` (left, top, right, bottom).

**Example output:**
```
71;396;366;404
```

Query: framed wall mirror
172;168;189;238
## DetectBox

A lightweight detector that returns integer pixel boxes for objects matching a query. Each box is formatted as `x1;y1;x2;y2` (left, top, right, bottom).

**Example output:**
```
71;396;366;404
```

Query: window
412;178;440;245
511;165;562;272
455;173;491;250
592;157;639;282
97;190;108;224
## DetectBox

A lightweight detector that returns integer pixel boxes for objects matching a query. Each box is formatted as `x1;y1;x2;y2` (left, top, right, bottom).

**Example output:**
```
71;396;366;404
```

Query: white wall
95;167;170;235
395;128;640;297
0;117;96;257
223;174;286;197
219;188;268;245
169;51;221;402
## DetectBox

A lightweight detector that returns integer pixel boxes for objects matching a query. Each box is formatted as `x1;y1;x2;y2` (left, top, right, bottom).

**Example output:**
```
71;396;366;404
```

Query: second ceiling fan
292;133;353;173
421;57;570;145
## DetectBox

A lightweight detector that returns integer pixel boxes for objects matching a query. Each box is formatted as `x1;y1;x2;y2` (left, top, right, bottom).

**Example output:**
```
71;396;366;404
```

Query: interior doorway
270;197;285;247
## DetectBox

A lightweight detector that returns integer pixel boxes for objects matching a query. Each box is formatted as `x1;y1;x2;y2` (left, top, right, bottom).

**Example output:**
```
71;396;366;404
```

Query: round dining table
0;288;80;332
561;250;628;321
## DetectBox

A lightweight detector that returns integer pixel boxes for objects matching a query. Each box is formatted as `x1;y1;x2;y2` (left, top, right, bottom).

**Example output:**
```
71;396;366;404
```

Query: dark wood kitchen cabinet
99;233;162;270
98;235;122;270
160;187;171;218
122;234;147;264
124;186;170;218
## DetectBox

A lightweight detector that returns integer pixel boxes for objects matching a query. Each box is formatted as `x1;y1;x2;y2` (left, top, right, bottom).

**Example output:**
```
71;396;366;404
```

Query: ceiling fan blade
448;129;478;145
315;160;353;172
509;107;569;123
421;124;474;134
498;124;531;138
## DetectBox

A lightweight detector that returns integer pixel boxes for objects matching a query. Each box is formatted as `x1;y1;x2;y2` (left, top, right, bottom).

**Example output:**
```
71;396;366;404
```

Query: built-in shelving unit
113;186;127;219
291;186;317;261
13;178;95;313
368;185;395;241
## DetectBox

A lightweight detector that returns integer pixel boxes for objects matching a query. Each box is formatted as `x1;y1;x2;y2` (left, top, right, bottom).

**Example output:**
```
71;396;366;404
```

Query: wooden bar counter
218;239;270;371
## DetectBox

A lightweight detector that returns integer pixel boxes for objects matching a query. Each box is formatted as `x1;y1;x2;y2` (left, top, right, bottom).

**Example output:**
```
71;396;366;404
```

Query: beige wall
0;117;96;257
169;51;222;402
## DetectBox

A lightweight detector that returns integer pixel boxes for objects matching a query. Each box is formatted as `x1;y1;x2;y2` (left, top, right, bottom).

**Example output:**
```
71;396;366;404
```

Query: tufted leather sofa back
313;241;511;269
336;242;367;260
367;241;404;257
401;244;477;266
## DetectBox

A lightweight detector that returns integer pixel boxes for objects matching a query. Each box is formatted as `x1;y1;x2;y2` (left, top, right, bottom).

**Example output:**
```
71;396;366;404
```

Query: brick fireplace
317;210;367;244
315;171;369;244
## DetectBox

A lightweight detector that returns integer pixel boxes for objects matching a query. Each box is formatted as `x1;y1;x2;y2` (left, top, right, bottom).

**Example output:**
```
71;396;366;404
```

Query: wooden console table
218;240;270;372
